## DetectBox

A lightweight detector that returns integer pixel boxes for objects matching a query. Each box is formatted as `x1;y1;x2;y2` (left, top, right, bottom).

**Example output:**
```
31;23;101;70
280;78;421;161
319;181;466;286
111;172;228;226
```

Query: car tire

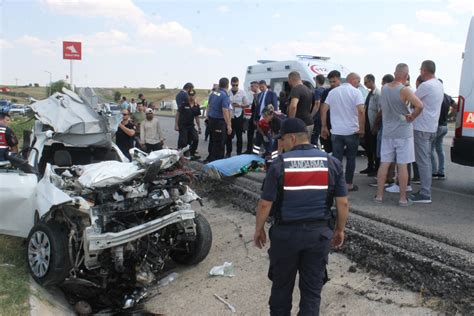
26;222;70;286
170;213;212;265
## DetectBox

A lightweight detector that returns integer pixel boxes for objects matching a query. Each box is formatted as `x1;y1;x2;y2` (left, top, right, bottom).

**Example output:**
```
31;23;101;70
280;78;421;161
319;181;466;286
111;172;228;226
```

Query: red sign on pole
63;41;82;60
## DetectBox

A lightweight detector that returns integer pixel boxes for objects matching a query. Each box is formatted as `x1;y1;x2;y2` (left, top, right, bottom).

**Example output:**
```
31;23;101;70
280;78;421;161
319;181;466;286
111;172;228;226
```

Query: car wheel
170;213;212;265
26;222;70;286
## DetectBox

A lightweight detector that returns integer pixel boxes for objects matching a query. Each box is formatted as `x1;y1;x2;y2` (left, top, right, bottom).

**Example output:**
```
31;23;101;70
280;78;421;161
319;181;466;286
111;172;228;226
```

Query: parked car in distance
9;104;31;116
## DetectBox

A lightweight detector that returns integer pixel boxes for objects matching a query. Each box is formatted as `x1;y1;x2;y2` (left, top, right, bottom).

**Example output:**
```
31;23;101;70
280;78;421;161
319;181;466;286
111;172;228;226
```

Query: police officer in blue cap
254;117;349;315
206;77;232;162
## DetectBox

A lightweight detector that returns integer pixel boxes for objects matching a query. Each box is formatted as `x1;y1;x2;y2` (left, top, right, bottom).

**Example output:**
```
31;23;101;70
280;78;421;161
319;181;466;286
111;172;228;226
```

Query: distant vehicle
0;99;11;113
242;55;367;123
0;87;11;93
451;17;474;167
101;102;121;115
160;100;177;111
9;104;31;116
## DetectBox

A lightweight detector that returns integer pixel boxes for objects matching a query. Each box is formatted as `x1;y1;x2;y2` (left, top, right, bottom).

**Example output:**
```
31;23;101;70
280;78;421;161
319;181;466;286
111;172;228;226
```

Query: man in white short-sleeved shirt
409;60;444;204
322;72;365;191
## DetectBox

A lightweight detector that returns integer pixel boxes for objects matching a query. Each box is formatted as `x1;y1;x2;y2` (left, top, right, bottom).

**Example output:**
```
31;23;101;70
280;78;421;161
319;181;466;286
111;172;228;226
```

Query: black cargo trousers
208;117;227;162
268;224;333;316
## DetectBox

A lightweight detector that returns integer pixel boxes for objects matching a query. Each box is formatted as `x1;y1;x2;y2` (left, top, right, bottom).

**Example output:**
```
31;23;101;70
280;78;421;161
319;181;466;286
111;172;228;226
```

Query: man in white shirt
226;76;249;156
321;72;365;191
410;60;444;203
140;108;165;153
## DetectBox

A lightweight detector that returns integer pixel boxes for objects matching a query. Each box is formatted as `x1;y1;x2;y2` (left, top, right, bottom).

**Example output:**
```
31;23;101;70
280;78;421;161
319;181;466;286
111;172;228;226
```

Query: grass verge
0;235;29;316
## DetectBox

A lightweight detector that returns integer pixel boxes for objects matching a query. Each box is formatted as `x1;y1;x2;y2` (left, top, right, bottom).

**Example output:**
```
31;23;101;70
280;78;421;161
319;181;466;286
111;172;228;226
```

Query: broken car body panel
29;88;115;147
0;170;37;237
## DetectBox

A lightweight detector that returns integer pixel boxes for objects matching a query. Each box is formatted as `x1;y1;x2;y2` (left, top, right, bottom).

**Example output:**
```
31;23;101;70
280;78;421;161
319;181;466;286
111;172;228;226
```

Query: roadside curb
29;278;73;316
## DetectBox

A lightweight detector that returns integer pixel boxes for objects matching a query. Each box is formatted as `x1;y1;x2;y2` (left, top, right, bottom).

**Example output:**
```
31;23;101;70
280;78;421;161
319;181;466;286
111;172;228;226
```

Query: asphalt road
157;115;474;251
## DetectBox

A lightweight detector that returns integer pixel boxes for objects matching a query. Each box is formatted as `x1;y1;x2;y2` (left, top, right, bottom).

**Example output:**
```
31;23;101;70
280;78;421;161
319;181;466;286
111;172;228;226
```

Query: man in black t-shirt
287;71;314;135
175;90;201;160
318;70;342;153
115;109;136;161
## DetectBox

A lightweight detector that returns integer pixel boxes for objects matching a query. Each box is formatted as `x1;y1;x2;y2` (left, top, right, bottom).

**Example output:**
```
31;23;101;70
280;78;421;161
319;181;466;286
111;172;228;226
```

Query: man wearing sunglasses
226;77;249;157
116;109;136;161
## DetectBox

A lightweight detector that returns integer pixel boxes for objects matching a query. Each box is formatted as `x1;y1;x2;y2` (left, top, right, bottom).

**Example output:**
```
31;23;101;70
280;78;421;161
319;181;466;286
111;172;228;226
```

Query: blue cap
274;118;307;139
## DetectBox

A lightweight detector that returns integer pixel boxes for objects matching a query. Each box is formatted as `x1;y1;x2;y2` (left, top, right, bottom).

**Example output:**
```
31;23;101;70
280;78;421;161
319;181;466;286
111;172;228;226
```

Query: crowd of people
199;60;455;207
114;92;165;160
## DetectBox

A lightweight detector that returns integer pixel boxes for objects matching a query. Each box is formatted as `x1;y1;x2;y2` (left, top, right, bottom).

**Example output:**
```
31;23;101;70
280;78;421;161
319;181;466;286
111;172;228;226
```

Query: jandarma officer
254;117;349;316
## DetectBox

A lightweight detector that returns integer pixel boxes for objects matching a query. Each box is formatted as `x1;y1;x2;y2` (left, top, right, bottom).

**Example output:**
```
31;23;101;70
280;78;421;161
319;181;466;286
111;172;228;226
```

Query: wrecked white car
0;89;212;311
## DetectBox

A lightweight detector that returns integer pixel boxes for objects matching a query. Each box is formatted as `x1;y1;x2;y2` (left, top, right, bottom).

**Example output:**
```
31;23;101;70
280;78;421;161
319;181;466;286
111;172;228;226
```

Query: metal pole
70;60;73;91
45;71;52;96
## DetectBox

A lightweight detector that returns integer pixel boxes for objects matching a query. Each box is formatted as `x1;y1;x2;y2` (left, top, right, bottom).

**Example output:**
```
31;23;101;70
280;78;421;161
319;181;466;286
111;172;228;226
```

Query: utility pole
45;71;52;96
14;78;18;86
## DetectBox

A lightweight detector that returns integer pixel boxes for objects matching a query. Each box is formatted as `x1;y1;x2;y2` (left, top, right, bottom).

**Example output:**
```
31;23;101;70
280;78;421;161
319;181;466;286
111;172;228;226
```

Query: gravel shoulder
145;199;436;315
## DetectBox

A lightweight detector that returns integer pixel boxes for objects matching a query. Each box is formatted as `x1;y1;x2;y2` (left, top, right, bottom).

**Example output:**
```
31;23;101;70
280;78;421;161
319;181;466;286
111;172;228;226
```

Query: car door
0;168;37;238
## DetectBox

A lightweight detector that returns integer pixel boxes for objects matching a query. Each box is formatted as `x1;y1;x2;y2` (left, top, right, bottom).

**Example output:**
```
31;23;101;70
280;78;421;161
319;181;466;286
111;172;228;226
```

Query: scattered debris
214;294;236;313
158;272;179;287
210;262;235;277
0;263;15;268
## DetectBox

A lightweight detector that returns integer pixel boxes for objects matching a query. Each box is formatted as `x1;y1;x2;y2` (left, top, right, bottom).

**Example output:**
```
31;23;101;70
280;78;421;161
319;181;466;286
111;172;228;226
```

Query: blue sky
1;0;473;95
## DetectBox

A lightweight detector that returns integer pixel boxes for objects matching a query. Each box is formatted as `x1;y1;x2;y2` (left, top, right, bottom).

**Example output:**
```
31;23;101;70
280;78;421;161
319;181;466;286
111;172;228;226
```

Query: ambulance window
302;81;314;89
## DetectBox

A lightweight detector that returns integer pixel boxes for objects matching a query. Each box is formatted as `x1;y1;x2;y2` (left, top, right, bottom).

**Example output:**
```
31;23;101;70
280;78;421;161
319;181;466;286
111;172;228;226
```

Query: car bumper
84;208;196;252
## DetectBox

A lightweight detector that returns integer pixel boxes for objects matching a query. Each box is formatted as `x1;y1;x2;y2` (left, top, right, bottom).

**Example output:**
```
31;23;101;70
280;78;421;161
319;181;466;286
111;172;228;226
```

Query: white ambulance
242;55;365;118
451;17;474;166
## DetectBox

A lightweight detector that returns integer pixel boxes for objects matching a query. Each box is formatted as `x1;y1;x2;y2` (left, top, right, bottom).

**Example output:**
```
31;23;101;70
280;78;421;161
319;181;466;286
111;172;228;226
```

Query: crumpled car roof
30;88;118;147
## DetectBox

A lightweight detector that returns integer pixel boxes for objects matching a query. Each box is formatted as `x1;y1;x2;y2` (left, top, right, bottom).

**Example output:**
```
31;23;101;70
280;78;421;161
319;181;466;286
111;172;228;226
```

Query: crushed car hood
30;88;117;147
77;161;143;188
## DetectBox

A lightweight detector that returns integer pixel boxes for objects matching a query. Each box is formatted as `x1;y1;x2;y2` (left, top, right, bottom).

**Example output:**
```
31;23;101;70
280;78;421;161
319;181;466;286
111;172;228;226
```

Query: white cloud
263;23;462;61
416;10;458;26
447;0;474;13
217;5;230;13
195;46;223;57
368;24;462;56
41;0;193;46
0;39;13;49
15;35;45;47
41;0;145;23
15;35;57;56
84;29;130;47
137;21;192;45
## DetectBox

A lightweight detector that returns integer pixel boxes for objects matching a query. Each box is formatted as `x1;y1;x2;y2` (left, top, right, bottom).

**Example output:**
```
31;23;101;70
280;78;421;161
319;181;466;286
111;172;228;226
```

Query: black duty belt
276;219;329;228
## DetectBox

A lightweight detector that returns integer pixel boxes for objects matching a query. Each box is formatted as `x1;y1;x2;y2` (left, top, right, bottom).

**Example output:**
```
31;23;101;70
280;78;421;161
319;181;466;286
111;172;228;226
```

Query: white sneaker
385;184;413;193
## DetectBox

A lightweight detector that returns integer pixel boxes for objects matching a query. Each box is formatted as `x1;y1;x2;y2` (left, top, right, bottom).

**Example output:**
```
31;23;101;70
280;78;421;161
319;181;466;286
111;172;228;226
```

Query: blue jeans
414;130;436;197
431;125;448;175
331;134;360;184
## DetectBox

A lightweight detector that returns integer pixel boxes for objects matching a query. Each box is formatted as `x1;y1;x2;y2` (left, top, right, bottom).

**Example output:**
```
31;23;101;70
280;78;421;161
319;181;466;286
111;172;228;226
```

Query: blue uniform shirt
261;143;347;203
176;90;189;107
208;88;230;119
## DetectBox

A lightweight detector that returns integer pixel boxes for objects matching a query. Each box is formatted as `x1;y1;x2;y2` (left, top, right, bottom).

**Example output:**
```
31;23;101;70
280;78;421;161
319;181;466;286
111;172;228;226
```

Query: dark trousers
226;114;244;155
311;117;321;147
268;225;332;316
118;145;132;161
145;142;162;153
204;119;210;141
208;117;227;162
331;134;360;184
246;119;256;152
178;127;199;155
363;130;378;170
